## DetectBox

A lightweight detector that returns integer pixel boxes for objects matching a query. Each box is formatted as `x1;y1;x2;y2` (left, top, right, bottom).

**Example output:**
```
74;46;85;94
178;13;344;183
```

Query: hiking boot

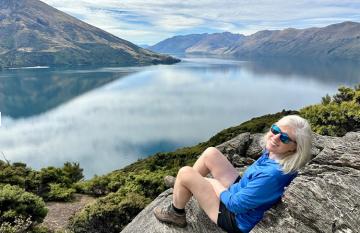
153;203;187;228
164;175;176;188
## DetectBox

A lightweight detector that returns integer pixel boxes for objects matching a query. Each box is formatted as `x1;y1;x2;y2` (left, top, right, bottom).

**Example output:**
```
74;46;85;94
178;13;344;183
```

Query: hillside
150;21;360;60
0;0;179;68
149;32;245;55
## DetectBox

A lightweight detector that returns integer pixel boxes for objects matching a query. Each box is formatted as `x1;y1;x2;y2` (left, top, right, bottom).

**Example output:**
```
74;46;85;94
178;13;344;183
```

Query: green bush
300;86;360;136
0;216;32;233
46;183;76;202
0;161;33;188
63;162;84;183
0;185;48;224
34;164;84;201
0;161;84;202
69;192;150;233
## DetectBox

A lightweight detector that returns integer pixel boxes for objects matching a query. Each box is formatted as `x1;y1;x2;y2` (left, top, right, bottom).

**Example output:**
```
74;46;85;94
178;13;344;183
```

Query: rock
216;132;251;160
121;189;225;233
245;133;264;159
253;132;360;232
121;132;360;233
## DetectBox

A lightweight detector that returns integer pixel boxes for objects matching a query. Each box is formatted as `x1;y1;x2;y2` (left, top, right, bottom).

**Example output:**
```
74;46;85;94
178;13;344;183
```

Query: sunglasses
270;124;295;144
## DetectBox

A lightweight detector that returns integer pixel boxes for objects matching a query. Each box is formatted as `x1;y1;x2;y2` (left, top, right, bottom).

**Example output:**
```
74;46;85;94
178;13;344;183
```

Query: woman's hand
205;177;227;197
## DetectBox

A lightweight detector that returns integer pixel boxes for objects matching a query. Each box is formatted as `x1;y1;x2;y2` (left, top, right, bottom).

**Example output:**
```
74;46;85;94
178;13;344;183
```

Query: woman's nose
272;133;281;141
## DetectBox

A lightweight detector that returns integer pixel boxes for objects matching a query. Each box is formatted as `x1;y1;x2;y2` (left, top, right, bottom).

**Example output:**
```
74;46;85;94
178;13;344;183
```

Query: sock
171;203;185;214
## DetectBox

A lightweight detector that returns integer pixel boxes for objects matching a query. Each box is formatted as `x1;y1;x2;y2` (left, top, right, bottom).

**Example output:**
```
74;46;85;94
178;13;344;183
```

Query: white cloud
42;0;360;44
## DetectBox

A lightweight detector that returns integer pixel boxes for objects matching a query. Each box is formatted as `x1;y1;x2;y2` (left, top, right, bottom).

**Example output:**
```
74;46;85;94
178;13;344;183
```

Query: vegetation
0;217;50;233
0;161;83;202
0;161;84;232
69;192;149;233
300;85;360;136
0;185;47;232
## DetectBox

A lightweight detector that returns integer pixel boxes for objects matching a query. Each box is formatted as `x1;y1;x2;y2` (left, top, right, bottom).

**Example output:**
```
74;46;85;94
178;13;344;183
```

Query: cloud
41;0;360;45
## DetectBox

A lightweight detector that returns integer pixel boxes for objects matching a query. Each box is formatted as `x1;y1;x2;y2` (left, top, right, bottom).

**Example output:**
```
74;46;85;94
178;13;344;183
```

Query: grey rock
231;154;256;167
245;133;264;159
216;132;251;163
122;132;360;233
253;132;360;232
121;189;225;233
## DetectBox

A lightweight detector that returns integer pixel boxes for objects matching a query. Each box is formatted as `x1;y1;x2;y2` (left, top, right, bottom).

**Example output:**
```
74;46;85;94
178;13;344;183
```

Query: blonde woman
154;115;313;233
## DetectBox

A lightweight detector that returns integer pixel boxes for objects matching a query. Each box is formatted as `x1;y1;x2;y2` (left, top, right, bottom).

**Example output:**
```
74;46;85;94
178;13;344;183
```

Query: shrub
63;162;84;183
69;192;150;233
300;86;360;136
0;161;33;188
25;163;84;201
333;86;355;103
0;185;47;224
46;183;76;202
321;94;331;105
0;217;32;233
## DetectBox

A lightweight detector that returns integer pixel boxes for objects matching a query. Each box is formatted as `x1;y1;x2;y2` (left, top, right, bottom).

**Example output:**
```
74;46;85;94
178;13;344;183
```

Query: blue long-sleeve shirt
220;150;297;233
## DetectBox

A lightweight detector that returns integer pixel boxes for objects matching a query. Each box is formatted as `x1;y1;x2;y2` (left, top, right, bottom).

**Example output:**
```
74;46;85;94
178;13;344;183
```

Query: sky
42;0;360;45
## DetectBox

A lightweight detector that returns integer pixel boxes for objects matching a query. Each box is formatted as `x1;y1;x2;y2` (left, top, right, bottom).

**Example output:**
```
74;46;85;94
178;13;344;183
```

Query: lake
0;57;359;178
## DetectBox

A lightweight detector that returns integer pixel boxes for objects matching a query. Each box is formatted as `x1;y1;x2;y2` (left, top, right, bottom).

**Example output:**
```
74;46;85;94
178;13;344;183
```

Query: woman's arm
219;173;281;214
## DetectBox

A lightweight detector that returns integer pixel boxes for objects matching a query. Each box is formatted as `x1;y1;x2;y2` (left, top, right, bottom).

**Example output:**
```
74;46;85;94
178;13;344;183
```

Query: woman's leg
193;147;239;188
173;166;223;223
154;147;239;226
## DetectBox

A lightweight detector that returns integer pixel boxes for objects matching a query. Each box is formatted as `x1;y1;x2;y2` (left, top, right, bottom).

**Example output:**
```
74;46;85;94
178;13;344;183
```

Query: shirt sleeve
219;172;281;214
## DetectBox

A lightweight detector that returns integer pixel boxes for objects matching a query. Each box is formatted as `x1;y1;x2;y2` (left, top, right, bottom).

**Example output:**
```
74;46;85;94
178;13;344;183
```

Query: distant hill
150;21;360;61
149;32;245;55
0;0;179;68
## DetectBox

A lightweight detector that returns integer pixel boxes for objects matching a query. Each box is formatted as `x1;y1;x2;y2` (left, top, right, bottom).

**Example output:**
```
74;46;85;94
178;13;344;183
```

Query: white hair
263;115;313;174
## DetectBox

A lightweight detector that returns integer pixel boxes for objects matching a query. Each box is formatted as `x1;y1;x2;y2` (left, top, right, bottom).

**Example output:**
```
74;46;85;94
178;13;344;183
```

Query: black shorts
217;176;243;233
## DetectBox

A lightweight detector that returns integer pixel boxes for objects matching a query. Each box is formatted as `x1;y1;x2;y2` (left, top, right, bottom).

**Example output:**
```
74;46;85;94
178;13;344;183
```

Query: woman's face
266;124;297;156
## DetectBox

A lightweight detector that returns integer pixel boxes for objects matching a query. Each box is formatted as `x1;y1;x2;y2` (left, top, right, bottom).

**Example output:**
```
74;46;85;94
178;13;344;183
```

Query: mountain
149;33;209;54
150;21;360;61
226;21;360;60
149;32;245;55
0;0;179;68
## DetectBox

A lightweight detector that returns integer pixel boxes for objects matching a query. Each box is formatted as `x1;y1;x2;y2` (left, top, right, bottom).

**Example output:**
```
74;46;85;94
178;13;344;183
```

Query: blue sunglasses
270;124;295;144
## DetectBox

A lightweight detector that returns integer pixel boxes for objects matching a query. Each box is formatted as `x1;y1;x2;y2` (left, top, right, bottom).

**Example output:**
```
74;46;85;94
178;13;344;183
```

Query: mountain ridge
149;21;360;60
0;0;179;68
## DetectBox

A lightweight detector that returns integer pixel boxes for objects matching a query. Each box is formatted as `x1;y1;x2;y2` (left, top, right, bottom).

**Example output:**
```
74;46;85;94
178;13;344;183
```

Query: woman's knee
177;166;195;184
203;147;222;163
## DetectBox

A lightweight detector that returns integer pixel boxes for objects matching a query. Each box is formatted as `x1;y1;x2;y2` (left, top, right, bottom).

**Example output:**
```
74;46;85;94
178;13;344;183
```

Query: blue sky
42;0;360;45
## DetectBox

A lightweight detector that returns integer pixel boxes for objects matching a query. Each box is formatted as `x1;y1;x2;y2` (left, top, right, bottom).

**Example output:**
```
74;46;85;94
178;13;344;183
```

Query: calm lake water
0;57;359;178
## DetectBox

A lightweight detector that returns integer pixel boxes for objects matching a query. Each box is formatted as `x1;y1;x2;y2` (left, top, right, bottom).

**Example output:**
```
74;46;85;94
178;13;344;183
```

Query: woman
154;115;312;233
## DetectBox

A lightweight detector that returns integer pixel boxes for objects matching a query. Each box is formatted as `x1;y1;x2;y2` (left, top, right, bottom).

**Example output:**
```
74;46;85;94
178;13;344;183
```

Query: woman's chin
266;143;276;152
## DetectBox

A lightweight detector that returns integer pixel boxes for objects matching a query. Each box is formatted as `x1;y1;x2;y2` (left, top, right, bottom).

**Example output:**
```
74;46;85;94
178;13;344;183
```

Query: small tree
321;94;331;105
63;162;84;183
333;86;355;103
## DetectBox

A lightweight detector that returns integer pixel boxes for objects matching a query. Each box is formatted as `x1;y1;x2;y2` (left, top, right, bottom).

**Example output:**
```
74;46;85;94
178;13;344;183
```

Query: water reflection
242;58;360;85
0;67;139;118
0;58;359;178
182;55;360;86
